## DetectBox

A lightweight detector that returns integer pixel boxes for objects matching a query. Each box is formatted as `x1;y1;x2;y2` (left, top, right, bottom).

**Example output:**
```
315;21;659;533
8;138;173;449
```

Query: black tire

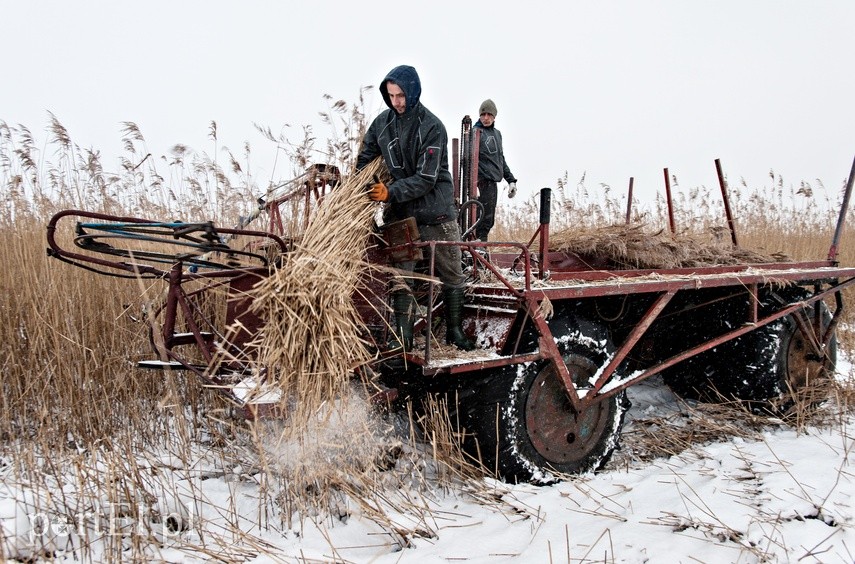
717;287;837;409
657;290;750;401
664;286;837;409
457;315;629;484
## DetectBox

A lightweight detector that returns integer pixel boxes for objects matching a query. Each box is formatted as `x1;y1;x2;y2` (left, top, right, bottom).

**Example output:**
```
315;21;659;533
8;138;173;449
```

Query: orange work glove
367;181;389;202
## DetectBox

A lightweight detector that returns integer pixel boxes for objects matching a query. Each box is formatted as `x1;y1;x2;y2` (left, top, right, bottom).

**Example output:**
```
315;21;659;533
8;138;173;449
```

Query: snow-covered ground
2;355;853;563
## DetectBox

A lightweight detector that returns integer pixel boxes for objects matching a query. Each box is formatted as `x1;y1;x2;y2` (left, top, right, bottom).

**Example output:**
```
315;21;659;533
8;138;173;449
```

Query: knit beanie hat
479;99;498;117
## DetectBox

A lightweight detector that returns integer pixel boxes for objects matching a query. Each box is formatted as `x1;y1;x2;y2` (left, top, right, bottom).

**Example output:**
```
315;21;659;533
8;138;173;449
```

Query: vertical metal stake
715;158;739;248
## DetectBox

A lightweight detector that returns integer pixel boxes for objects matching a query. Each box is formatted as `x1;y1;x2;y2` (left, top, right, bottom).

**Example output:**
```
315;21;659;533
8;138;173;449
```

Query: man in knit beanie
471;99;518;241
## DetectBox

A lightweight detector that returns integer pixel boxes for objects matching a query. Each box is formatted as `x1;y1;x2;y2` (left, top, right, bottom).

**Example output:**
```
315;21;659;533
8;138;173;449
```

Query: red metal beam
469;128;481;232
715;158;739;247
525;296;582;405
418;351;544;376
625;177;634;224
526;267;855;301
828;153;855;262
584;290;676;408
663;168;676;234
585;281;852;403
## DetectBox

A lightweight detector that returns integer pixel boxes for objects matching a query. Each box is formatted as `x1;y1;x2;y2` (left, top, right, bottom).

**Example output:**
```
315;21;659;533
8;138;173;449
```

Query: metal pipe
424;241;437;367
715;158;739;247
828;154;855;262
161;265;182;359
525;296;581;405
625;177;634;224
585;290;676;405
749;283;758;323
452;137;460;203
469;128;481;233
586;283;848;404
458;116;471;234
539;188;551;279
663;168;676;234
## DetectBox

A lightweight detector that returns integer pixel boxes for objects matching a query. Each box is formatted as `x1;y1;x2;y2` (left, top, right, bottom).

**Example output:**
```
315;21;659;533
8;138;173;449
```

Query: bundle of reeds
243;159;399;508
549;223;788;269
242;159;491;519
248;159;387;413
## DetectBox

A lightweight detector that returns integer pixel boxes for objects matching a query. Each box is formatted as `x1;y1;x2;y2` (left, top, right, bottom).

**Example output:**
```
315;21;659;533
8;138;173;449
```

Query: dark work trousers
475;179;498;241
390;220;468;293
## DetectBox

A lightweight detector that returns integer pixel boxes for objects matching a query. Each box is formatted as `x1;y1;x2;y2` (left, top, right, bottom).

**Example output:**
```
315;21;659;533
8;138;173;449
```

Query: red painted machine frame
45;157;855;419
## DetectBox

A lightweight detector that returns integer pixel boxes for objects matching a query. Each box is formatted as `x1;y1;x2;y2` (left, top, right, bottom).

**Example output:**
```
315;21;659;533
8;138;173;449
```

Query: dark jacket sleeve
356;117;382;171
498;130;517;184
502;158;517;184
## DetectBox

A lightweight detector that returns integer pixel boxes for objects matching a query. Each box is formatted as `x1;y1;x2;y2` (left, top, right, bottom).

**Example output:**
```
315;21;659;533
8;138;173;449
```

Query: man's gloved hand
367;180;389;202
507;182;517;199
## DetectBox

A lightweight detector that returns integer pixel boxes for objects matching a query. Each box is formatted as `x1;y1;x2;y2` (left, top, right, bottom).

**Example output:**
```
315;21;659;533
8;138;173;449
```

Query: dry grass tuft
235;158;431;516
549;223;789;269
413;395;486;484
615;399;775;465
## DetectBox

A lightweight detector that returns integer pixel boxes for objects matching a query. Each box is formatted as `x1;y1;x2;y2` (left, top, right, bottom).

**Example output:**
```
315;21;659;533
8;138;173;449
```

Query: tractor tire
659;294;742;402
664;287;837;410
715;287;837;410
456;315;629;484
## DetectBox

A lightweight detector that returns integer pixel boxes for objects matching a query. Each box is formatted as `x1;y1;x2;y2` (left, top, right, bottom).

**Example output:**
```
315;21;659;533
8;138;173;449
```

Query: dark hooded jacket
356;65;456;226
472;119;517;184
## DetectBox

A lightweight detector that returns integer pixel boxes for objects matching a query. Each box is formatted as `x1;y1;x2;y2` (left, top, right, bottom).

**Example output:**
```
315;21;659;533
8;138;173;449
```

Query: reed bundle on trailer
549;223;788;269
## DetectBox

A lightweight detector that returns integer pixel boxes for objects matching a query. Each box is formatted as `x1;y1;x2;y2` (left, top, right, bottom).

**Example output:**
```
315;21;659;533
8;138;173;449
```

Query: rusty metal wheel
782;302;837;391
523;352;624;470
458;315;629;484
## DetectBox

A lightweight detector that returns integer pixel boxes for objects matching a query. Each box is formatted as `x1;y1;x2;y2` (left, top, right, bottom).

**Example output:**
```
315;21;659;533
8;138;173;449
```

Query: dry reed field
0;109;853;561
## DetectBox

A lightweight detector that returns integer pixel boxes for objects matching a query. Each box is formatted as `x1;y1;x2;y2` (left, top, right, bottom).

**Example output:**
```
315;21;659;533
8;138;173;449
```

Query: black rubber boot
443;287;476;351
389;291;415;352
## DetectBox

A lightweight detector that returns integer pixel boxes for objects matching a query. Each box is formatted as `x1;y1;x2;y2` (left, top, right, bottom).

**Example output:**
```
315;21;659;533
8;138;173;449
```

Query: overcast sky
3;1;854;206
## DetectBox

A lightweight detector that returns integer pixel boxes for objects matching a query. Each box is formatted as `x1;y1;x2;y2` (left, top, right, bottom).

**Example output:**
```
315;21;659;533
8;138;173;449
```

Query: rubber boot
389;291;415;352
443;287;476;351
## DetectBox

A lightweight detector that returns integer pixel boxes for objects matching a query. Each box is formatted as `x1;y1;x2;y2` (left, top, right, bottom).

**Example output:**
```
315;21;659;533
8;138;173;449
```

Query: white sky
3;1;855;205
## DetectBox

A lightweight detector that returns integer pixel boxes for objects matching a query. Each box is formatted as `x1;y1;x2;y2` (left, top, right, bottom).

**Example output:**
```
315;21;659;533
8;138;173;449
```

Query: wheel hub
525;355;611;465
786;325;825;389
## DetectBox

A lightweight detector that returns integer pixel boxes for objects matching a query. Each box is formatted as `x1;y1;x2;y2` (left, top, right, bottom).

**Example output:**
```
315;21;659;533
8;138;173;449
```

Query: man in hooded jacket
357;65;475;352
